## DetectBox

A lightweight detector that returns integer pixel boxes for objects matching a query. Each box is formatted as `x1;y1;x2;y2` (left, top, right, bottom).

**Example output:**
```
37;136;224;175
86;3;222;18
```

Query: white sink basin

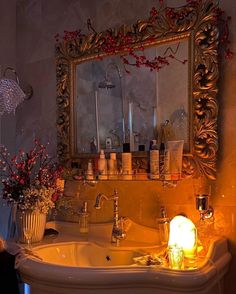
34;241;144;267
18;221;231;294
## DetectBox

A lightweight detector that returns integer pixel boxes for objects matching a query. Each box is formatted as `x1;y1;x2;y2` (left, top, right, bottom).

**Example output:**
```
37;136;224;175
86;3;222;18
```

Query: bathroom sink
32;241;144;267
18;221;231;294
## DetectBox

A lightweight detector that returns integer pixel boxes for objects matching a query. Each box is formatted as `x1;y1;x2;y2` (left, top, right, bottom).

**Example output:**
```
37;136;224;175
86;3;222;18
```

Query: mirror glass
76;39;189;154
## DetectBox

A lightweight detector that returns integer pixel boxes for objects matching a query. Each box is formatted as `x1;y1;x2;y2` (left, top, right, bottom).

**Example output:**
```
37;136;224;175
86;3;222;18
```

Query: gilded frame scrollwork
56;0;219;180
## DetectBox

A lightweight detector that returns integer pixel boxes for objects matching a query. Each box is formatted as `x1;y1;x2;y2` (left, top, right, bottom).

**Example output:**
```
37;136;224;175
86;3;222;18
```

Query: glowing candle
168;215;197;269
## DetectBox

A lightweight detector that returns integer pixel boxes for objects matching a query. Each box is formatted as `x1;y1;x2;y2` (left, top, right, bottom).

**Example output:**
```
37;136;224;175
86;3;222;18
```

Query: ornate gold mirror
56;0;219;180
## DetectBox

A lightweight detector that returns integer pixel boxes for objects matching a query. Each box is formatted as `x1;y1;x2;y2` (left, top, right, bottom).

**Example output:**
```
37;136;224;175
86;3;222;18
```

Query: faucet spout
94;193;109;209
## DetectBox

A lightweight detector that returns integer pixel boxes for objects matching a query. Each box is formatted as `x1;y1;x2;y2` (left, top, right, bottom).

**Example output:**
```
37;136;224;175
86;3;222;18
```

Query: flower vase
16;210;47;243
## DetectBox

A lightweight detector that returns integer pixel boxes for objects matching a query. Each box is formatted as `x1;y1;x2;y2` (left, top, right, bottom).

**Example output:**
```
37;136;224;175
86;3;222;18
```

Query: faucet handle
115;217;127;240
112;227;126;242
111;217;127;244
113;189;118;197
118;216;126;229
119;216;131;230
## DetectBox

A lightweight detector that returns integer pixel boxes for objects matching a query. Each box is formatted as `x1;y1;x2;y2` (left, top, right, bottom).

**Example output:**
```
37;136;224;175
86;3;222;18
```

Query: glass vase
16;210;46;244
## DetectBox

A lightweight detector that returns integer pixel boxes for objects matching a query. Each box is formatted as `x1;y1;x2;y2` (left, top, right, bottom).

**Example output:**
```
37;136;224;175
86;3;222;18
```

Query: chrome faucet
94;189;126;246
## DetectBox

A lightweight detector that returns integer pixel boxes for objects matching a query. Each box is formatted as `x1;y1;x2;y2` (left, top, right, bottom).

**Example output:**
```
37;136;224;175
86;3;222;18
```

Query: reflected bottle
86;160;94;180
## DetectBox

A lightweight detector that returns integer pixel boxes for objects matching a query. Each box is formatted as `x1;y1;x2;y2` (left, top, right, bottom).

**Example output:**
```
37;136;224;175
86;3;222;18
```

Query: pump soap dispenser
79;201;89;234
156;206;170;245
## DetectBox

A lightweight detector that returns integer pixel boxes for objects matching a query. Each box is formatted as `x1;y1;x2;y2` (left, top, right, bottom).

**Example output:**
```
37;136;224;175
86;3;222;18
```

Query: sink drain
106;255;111;261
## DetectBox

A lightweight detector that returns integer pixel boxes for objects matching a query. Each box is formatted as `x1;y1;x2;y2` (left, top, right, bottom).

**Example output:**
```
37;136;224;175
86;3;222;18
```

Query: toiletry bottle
108;152;118;179
159;142;165;179
156;206;170;245
121;152;132;180
98;149;108;180
150;140;160;180
86;160;94;180
163;148;171;180
79;201;89;234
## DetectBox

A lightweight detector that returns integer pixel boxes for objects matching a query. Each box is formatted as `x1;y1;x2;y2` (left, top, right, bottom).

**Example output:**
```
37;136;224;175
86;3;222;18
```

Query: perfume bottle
79;201;89;234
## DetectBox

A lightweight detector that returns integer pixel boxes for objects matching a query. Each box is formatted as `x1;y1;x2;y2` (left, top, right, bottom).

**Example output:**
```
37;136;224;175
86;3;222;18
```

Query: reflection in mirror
76;39;189;154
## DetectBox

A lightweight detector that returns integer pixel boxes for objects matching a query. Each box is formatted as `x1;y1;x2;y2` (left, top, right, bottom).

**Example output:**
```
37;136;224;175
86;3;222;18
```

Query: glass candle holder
168;245;184;270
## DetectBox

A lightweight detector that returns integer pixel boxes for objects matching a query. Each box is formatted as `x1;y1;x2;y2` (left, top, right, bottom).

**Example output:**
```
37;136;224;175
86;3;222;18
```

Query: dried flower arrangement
0;140;64;214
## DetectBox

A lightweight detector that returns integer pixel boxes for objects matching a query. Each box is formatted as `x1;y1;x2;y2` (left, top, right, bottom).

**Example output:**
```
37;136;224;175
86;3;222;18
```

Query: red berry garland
55;0;233;71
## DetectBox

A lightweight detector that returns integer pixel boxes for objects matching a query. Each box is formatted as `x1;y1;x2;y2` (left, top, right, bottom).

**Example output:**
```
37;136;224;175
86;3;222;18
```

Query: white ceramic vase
16;210;47;243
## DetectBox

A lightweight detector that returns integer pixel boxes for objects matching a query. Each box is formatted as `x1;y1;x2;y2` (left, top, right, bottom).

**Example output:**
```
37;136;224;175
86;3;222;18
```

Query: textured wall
0;0;17;238
9;0;236;293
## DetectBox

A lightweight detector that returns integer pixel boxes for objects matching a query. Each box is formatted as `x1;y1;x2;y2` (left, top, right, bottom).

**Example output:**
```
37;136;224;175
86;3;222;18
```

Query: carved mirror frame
56;0;219;180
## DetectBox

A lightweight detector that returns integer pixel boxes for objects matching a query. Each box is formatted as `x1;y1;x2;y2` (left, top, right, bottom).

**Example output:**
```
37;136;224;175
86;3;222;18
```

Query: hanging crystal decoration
0;78;26;115
0;67;27;116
